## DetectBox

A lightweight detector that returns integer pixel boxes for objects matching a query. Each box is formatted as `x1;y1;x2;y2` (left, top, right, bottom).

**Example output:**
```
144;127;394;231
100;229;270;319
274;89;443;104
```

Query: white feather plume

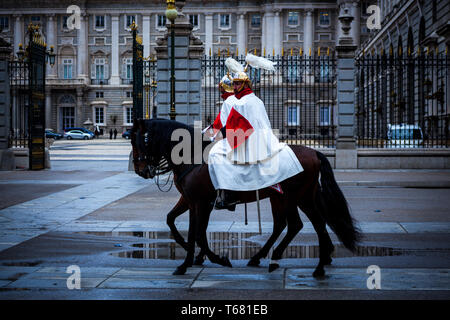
225;57;244;73
245;53;275;72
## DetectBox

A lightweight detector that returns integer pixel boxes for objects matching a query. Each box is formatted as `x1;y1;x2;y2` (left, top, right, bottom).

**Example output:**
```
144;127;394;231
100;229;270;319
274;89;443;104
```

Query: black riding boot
214;189;238;211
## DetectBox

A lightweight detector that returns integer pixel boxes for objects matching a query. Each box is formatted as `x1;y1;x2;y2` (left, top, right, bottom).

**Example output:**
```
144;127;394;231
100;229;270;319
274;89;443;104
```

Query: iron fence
8;60;29;148
201;54;337;148
355;51;449;148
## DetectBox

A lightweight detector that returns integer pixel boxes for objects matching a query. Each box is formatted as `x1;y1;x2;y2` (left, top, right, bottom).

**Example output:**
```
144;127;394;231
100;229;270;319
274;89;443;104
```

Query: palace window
157;15;166;28
288;12;299;26
0;17;9;31
287;106;300;126
319;12;330;26
95;15;105;30
92;58;109;80
251;14;261;28
62;16;68;29
31;16;41;23
319;105;331;126
125;15;136;29
95;107;105;125
219;14;230;29
189;14;199;29
125;107;133;125
63;59;73;79
123;58;133;80
95;92;104;98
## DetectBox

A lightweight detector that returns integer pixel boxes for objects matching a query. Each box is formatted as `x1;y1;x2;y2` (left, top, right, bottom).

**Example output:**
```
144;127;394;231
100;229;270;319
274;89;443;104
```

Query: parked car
387;124;423;148
64;130;94;140
45;129;63;140
122;129;132;139
64;127;95;136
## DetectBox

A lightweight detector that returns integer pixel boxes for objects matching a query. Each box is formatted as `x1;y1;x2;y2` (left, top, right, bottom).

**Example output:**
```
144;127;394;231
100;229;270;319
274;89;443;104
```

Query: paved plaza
0;139;449;299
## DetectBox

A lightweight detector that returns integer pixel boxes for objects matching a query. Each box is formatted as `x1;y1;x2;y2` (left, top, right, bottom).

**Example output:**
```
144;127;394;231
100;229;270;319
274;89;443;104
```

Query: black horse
131;119;361;277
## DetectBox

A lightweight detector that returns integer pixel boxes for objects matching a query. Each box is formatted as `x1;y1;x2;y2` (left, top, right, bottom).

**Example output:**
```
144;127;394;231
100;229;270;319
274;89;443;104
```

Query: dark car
122;129;132;139
45;129;63;140
64;127;94;136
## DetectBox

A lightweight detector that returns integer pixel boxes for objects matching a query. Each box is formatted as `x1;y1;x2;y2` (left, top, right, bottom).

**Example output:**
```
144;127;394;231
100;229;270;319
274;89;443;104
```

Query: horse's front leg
166;196;190;251
194;202;232;268
172;206;196;275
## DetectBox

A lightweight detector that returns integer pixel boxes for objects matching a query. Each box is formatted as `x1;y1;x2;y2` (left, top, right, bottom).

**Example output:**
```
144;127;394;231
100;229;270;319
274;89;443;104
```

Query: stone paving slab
0;266;448;291
0;173;152;251
400;222;450;234
286;268;450;291
6;278;105;289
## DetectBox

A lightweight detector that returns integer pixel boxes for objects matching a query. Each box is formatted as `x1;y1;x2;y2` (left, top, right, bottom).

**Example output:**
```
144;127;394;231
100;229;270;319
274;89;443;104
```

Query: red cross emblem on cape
225;107;254;149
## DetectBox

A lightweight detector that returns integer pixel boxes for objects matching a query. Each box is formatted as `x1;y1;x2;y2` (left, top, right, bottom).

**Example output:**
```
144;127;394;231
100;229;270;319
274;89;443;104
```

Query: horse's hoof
268;263;279;273
193;256;204;266
313;268;325;278
172;266;187;275
247;259;260;267
220;256;232;268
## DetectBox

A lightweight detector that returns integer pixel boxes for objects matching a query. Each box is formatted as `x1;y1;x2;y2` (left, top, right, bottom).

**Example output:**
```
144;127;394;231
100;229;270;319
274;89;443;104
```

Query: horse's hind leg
268;203;303;273
299;199;334;278
248;195;287;267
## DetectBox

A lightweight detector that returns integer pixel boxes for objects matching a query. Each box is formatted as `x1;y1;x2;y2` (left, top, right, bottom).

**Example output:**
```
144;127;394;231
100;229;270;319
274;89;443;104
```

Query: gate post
0;37;14;170
335;3;357;169
154;1;204;125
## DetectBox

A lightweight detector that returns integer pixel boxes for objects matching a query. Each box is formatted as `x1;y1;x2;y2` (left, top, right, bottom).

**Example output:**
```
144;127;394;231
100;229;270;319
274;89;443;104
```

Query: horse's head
130;119;161;179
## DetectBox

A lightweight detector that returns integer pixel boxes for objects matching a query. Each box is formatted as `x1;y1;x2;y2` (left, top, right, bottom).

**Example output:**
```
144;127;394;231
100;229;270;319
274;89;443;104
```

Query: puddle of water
78;231;441;260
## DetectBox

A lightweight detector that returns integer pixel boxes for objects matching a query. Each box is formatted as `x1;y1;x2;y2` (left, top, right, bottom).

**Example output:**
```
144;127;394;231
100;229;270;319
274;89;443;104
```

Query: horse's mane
143;119;212;162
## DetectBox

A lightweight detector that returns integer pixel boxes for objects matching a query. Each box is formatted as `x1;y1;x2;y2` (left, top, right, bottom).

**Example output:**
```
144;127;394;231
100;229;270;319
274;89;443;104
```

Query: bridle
132;130;174;192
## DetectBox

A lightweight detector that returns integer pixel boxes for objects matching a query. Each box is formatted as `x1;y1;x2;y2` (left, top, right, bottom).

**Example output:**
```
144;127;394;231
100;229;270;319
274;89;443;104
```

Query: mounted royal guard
209;54;304;210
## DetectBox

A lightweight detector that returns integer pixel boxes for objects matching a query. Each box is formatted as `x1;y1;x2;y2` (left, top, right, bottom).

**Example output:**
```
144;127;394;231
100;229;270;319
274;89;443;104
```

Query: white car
64;130;93;140
386;124;423;148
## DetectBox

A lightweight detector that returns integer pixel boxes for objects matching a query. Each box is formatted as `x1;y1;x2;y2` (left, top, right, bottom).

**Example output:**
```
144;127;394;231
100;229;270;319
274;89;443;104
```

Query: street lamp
16;25;56;67
165;0;178;120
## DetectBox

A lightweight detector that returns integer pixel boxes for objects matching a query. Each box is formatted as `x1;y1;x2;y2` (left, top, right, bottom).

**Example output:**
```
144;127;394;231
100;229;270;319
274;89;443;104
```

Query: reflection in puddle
79;231;428;260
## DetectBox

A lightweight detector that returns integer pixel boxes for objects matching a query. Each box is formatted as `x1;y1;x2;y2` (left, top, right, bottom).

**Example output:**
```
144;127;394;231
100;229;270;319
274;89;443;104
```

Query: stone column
110;14;120;85
143;14;151;57
351;2;361;48
204;14;213;55
154;3;204;125
264;10;274;55
46;14;57;78
13;15;23;56
303;9;314;83
77;13;88;80
76;87;83;127
303;8;314;55
261;12;266;53
0;39;14;170
273;10;282;56
335;5;357;169
237;13;247;56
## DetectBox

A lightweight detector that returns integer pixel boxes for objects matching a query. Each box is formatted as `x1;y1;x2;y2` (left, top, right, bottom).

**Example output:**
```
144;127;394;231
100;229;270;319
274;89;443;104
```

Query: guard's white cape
208;92;304;191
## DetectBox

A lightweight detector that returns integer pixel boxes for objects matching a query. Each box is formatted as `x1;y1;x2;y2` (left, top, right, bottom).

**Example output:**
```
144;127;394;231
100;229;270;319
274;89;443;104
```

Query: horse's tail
315;151;362;252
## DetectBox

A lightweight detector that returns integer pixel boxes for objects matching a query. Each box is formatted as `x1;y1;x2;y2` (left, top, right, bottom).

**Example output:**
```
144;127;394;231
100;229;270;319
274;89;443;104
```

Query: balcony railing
122;79;133;85
91;79;109;85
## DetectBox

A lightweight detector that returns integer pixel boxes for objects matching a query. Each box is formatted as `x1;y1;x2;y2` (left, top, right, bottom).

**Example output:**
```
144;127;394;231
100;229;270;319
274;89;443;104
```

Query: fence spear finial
281;47;284;57
318;47;321;57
